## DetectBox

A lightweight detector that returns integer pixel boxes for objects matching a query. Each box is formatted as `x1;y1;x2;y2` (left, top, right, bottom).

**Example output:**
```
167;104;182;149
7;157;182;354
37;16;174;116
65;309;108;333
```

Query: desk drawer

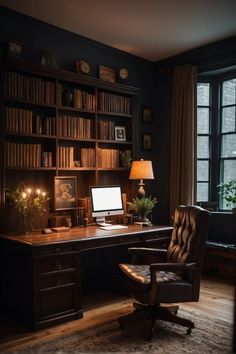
37;256;76;274
119;234;142;244
36;244;75;256
38;270;76;290
39;284;77;319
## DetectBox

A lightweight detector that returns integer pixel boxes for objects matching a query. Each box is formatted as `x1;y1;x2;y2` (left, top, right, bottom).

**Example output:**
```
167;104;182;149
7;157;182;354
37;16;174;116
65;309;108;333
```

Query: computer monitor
90;185;124;226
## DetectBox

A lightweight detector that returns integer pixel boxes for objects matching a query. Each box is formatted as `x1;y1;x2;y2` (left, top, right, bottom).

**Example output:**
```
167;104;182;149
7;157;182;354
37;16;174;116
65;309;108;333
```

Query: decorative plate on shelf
119;67;128;80
76;60;91;74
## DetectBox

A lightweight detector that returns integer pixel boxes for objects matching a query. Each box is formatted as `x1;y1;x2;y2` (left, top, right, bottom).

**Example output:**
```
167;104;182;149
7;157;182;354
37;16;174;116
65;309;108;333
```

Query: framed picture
142;133;152;151
142;106;153;123
54;176;77;211
115;126;126;141
6;39;24;60
99;65;116;83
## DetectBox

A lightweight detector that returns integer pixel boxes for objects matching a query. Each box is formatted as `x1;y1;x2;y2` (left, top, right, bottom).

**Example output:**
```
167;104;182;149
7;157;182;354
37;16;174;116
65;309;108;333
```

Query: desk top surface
0;224;173;246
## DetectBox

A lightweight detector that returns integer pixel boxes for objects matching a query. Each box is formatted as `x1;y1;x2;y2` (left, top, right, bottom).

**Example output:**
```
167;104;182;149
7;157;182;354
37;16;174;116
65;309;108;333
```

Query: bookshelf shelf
5;97;57;109
0;60;140;233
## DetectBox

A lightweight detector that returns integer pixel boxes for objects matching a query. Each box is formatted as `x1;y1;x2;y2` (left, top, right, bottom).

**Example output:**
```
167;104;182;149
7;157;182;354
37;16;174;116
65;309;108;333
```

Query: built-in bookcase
0;60;140;232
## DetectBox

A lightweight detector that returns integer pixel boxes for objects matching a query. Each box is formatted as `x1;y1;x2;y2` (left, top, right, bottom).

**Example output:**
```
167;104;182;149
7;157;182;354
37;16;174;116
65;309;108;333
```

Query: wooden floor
0;278;234;353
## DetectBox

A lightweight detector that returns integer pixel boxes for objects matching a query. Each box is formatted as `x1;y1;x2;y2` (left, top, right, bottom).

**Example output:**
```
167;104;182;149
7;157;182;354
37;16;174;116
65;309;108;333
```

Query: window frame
196;70;236;211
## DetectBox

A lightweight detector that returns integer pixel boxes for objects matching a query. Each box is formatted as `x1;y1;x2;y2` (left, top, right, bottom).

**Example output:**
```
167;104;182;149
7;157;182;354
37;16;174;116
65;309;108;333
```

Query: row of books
81;148;95;167
6;71;55;104
97;148;120;168
5;143;131;169
42;151;53;167
6;107;32;134
57;146;96;168
98;120;115;140
58;146;75;168
5;142;42;168
58;115;94;139
73;88;96;110
77;197;93;224
6;107;56;135
97;91;131;115
34;115;56;135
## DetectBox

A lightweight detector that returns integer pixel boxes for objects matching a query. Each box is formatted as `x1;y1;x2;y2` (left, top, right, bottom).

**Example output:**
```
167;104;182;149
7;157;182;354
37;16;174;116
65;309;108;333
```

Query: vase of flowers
6;184;49;234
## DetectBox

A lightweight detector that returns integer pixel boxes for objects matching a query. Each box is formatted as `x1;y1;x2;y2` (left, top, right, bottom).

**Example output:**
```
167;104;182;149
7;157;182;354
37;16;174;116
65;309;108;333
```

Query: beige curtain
169;64;197;221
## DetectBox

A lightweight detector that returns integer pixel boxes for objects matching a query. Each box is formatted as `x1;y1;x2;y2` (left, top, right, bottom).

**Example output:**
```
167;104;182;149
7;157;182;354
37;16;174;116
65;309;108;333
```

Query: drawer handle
55;260;62;270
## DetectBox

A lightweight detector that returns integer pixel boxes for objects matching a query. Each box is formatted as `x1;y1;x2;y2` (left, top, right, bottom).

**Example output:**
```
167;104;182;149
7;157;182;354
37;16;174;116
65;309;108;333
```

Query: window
196;83;210;202
196;74;236;210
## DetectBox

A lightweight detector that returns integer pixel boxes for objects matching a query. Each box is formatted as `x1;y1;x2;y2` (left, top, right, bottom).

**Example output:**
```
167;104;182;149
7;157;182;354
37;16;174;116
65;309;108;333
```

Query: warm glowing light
22;192;26;199
42;192;46;198
27;188;32;194
36;189;41;195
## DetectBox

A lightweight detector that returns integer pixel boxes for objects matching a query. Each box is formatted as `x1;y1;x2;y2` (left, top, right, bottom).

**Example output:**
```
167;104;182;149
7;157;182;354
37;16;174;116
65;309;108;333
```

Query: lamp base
137;181;145;198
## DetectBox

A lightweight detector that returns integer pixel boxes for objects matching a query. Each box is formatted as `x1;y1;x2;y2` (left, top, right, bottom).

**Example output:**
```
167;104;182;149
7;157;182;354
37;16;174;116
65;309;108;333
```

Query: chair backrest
167;205;210;268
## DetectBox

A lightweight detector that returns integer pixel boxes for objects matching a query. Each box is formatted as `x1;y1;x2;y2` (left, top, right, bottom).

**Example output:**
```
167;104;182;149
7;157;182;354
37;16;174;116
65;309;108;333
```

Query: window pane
197;160;209;181
221;134;236;157
197;136;209;158
222;79;236;106
197;108;209;134
197;83;210;106
220;160;236;210
222;107;236;133
197;182;208;202
222;159;236;182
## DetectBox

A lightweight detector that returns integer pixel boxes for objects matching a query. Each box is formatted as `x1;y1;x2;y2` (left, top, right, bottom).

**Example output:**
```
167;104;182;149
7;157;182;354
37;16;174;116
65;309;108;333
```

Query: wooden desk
0;224;172;330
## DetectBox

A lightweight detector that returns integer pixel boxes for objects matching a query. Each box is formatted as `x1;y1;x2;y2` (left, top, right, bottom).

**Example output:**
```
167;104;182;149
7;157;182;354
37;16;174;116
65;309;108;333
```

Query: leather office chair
118;205;210;339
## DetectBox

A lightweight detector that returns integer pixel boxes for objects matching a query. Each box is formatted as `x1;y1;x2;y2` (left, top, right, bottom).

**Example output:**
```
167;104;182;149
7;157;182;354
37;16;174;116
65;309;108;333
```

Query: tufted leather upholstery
167;206;208;264
118;205;210;338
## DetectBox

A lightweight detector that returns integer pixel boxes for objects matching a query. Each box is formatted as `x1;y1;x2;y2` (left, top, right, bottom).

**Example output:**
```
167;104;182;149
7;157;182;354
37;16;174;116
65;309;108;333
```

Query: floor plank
0;278;234;353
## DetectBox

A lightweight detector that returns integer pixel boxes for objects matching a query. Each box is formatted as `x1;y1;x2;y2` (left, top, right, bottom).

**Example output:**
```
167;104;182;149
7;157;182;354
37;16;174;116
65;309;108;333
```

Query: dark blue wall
0;6;170;223
1;6;235;226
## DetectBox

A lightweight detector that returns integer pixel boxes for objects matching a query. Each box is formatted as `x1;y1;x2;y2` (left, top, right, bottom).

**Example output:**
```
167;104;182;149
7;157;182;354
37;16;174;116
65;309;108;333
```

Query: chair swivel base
118;302;194;340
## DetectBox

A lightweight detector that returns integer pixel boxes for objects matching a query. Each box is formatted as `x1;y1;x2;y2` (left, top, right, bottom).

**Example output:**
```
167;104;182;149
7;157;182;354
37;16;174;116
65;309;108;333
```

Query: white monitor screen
90;185;123;217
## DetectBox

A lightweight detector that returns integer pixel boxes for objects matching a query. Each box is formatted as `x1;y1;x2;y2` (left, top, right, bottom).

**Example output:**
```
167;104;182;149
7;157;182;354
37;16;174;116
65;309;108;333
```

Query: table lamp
129;159;154;198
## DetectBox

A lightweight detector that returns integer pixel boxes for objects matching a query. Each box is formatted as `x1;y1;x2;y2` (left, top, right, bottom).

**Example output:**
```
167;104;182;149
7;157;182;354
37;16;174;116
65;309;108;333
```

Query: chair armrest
150;262;198;272
128;247;167;257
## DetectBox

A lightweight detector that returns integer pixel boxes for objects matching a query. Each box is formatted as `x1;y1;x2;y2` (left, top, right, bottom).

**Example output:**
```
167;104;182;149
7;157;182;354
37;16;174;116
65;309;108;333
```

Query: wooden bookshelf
0;59;140;233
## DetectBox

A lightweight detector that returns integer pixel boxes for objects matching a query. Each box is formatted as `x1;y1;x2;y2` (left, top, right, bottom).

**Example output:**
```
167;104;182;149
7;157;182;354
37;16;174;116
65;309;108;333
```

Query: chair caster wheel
186;328;192;335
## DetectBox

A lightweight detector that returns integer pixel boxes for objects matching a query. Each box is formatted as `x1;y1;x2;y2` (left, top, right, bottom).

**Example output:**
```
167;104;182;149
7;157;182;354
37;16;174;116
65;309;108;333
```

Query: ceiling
1;0;236;62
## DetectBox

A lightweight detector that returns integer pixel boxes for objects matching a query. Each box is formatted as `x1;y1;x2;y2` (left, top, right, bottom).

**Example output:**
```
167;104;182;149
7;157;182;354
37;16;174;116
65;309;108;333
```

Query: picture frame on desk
6;39;24;60
54;176;77;211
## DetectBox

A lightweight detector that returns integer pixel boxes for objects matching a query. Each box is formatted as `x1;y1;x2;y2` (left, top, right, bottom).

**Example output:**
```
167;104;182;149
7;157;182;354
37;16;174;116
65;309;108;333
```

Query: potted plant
217;179;236;214
127;196;157;224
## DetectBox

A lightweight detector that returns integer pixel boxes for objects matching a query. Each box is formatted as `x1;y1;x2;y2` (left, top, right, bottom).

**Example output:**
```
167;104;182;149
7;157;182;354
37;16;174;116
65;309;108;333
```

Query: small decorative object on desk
5;184;50;234
127;196;157;225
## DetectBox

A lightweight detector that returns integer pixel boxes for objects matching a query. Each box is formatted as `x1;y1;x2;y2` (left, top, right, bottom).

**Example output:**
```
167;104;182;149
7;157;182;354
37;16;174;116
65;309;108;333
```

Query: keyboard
99;225;128;230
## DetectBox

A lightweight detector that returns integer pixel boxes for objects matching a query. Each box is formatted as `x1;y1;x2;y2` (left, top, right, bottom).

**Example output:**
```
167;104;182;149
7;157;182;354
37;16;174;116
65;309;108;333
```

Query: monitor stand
95;217;112;227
